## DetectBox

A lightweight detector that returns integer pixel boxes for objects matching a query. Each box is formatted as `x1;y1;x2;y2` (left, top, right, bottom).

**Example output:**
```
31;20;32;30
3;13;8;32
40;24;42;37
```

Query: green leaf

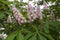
38;33;47;40
43;21;49;33
49;21;59;27
49;21;60;31
29;34;36;40
40;32;54;40
29;0;32;1
6;31;18;40
25;33;35;40
16;31;24;40
0;12;6;18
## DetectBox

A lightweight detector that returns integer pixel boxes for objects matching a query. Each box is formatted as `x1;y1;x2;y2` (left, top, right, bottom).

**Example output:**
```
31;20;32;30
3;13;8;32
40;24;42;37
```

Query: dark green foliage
0;0;60;40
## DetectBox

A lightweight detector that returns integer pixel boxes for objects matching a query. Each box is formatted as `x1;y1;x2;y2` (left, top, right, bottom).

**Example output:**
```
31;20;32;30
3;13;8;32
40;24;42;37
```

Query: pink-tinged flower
7;15;12;23
43;0;48;9
27;3;37;21
12;6;27;24
12;6;17;13
36;5;43;19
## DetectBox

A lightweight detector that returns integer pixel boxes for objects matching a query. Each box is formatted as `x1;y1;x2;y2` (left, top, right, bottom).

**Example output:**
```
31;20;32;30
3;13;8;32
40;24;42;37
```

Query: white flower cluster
0;28;7;39
12;6;27;24
0;32;7;39
7;0;49;24
11;4;43;23
27;0;48;21
27;3;37;21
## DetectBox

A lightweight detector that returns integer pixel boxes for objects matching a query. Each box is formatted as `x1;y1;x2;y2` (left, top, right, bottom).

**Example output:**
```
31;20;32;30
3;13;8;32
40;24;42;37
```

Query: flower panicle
27;3;37;21
36;5;43;19
12;6;27;24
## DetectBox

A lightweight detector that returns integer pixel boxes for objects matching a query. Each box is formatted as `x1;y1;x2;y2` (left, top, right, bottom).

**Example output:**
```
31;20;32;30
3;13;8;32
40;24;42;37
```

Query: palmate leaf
25;32;47;40
29;0;32;1
49;21;58;27
6;30;18;40
39;32;54;40
25;32;36;40
29;34;36;40
0;13;5;18
0;1;13;5
43;21;49;33
6;34;16;40
38;33;47;40
45;0;56;3
25;33;37;40
49;21;60;31
49;21;60;40
25;33;35;40
16;31;24;40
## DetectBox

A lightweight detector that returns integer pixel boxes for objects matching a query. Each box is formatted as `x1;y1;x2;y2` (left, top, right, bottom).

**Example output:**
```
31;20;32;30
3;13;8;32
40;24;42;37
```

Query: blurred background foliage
0;0;60;40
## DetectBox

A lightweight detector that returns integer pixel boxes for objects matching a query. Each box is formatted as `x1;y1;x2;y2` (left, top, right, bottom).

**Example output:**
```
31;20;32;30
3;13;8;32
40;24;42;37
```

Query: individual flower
7;15;12;23
43;0;48;9
12;6;17;13
12;6;27;24
27;3;37;21
36;5;43;19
